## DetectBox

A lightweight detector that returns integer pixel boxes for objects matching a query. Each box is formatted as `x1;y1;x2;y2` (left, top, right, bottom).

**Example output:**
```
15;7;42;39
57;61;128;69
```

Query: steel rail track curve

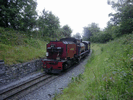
0;50;92;100
0;73;55;100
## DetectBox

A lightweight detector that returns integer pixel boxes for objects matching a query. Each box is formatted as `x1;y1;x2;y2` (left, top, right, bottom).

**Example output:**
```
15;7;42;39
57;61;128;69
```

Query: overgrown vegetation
56;34;133;100
0;0;73;65
81;0;133;43
0;0;72;39
0;27;47;65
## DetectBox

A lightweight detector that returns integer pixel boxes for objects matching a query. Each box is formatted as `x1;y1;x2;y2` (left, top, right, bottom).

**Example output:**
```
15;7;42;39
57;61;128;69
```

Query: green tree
73;32;81;39
83;27;92;40
88;23;100;35
61;25;72;37
37;9;60;37
104;21;120;38
20;0;37;31
109;0;133;35
82;23;100;40
0;0;37;31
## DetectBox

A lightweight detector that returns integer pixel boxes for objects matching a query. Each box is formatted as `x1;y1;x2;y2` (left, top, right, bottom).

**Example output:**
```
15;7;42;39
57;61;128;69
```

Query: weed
56;34;133;100
0;27;47;65
101;47;103;52
71;76;75;82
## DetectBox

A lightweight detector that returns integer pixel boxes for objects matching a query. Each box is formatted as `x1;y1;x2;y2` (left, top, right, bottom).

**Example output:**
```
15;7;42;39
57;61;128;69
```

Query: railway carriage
42;37;90;73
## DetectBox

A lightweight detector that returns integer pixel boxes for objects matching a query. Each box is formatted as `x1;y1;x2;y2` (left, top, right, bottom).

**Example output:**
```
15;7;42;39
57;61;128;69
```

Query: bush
90;32;113;43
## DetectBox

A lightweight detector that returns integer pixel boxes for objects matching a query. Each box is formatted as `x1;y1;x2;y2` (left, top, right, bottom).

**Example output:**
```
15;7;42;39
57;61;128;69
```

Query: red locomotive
42;37;90;73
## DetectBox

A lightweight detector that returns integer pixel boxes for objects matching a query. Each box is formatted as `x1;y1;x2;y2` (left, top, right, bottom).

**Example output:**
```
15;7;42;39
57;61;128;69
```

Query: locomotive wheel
76;56;81;63
63;63;68;70
78;57;81;62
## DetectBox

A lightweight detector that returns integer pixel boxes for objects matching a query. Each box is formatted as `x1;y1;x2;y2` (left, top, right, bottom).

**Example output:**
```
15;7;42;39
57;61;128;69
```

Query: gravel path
20;52;91;100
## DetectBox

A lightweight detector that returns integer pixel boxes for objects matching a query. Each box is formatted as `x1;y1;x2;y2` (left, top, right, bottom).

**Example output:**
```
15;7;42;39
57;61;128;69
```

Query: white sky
36;0;115;36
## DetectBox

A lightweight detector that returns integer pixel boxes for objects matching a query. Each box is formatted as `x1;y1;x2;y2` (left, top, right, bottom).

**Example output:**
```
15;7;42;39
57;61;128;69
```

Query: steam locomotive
42;37;90;73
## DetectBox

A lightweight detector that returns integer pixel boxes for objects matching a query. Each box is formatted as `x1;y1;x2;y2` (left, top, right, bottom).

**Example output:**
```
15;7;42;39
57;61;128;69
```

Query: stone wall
0;58;44;86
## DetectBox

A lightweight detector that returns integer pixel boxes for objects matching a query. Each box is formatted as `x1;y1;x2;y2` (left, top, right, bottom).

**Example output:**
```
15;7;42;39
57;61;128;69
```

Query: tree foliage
37;10;60;37
0;0;37;31
73;32;81;39
61;25;72;37
109;0;133;34
88;23;100;35
82;27;92;40
82;23;100;41
83;0;133;43
0;1;72;39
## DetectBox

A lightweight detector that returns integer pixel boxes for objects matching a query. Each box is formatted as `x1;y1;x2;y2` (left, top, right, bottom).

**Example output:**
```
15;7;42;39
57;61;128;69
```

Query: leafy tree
73;32;81;39
88;23;100;35
45;12;60;37
37;10;49;37
20;0;37;31
61;25;72;37
84;0;133;43
0;1;73;39
0;0;37;31
104;21;120;38
37;9;60;37
109;0;133;35
82;23;100;40
89;31;113;43
82;27;92;40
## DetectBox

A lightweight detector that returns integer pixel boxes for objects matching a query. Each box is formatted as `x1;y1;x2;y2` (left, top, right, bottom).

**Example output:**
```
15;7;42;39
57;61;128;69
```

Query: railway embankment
0;27;47;86
56;34;133;100
20;51;92;100
0;51;92;100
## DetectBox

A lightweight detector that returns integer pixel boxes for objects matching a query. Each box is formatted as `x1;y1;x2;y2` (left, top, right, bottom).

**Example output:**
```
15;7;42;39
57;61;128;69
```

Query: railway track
0;65;78;100
0;51;91;100
0;73;57;100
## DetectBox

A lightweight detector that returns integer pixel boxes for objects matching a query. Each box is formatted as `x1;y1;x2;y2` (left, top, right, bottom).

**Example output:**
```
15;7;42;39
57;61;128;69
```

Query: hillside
56;34;133;100
0;27;48;65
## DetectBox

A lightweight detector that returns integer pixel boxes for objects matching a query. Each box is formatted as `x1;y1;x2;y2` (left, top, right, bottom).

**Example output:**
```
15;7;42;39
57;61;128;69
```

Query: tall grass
0;27;47;65
0;40;46;65
56;34;133;100
0;27;68;65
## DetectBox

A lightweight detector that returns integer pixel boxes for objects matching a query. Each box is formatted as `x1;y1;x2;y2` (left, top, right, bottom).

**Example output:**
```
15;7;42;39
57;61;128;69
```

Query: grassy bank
0;27;47;65
56;34;133;100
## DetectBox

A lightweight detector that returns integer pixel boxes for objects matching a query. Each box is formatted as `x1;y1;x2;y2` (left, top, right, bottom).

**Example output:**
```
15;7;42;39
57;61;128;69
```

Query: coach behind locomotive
42;37;90;73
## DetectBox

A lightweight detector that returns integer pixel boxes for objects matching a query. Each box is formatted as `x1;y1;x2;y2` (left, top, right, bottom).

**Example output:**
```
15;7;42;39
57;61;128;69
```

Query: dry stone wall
0;58;43;86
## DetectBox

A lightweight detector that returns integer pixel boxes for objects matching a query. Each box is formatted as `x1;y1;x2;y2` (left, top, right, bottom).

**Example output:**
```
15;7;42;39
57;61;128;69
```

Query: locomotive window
51;44;55;47
62;41;74;44
57;47;62;49
62;41;68;44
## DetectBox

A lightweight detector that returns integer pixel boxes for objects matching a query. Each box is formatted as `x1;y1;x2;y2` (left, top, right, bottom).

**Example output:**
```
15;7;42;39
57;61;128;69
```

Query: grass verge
0;27;47;65
55;34;133;100
0;39;46;65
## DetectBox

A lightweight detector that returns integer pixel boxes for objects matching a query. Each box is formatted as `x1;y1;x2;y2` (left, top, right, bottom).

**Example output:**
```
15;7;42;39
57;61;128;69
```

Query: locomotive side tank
42;37;90;73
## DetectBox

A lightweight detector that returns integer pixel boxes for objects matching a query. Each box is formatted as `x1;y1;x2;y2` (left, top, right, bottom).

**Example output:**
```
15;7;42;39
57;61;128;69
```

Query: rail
0;50;92;100
0;73;55;100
